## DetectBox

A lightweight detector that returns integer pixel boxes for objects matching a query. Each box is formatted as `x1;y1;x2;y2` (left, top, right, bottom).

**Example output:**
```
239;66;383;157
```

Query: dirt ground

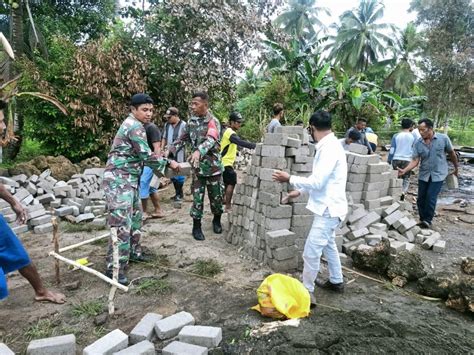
1;167;473;354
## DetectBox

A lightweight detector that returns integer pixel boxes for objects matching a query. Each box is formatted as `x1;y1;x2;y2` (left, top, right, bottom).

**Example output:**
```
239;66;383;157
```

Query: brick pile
4;311;222;354
224;126;446;272
0;168;106;235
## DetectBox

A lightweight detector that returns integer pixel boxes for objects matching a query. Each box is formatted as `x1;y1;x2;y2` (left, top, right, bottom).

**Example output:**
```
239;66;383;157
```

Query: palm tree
274;0;330;39
328;0;395;72
383;23;421;96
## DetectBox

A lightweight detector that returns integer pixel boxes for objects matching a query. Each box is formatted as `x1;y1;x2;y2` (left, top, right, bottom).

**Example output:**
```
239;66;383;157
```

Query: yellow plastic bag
252;273;310;319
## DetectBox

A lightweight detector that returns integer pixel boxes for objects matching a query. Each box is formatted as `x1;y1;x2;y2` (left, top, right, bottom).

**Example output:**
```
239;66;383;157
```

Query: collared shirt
388;131;415;162
413;133;453;182
290;132;348;219
267;118;281;133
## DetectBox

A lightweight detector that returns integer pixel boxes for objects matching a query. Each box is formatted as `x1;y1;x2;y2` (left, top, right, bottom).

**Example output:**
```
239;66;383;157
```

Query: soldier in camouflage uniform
170;91;224;241
103;93;179;284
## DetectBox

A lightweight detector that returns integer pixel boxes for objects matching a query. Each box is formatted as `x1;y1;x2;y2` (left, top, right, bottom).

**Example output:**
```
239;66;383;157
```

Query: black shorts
223;166;237;186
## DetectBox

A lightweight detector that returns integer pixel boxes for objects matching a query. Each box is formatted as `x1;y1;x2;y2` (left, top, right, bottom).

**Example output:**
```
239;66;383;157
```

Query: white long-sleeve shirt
290;132;348;219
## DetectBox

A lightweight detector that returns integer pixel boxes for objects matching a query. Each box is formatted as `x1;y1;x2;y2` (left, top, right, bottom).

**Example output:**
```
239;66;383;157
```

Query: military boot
212;214;222;234
192;218;205;241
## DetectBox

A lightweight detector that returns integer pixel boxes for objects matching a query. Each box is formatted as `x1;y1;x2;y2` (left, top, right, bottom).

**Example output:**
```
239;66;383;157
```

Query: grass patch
91;238;108;246
192;259;223;278
62;222;107;233
93;326;108;338
72;300;104;318
134;278;172;296
25;318;58;340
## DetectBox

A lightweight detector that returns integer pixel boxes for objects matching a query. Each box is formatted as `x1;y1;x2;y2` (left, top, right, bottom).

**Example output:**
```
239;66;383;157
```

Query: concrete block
342;239;366;256
162;341;207;355
433;240;446;253
83;329;128;355
382;202;400;217
285;137;301;148
265;217;291;231
28;208;47;220
390;178;403;188
261;157;287;170
367;162;390;174
113;340;155;355
264;133;288;146
84;167;105;176
348;143;368;154
349;164;368;174
3;214;17;223
291;163;312;172
27;334;76;355
308;143;316;156
34;223;53;234
379;196;394;206
0;343;14;355
0;177;19;187
36;194;55;204
268;255;298;272
259;168;276;181
347;228;369;240
390;240;406;253
178;325;222;348
383;210;405;226
365;234;382;246
257;191;281;207
74;213;95;223
422;232;441;250
415;234;426;244
130;313;163;344
92;217;106;226
346;182;364;192
362;190;380;200
12;224;29;234
348;173;367;183
55;206;74;217
348;208;367;224
369;222;387;232
265;229;296;249
364;181;389;191
264;205;292;219
285;146;309;157
292;203;311;215
261;145;285;157
29;215;52;227
272;245;298;261
154;311;195;340
398;218;417;234
353;211;380;230
405;243;416;252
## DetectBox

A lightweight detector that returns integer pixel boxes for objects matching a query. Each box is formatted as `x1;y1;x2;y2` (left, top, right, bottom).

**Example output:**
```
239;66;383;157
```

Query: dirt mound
6;155;104;180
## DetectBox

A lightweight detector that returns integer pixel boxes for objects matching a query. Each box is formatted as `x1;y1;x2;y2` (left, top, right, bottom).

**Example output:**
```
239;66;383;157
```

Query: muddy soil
1;171;473;354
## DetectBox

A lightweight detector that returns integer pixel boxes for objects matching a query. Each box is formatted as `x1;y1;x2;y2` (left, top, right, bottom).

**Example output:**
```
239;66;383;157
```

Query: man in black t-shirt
139;121;165;219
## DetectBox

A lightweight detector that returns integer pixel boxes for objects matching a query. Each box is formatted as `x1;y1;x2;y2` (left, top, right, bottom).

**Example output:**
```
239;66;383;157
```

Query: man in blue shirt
398;118;459;228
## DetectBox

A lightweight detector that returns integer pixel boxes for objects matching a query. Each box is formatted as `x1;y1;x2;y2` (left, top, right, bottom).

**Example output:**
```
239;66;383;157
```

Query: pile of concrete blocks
11;310;223;354
0;167;106;235
225;126;313;271
224;126;440;271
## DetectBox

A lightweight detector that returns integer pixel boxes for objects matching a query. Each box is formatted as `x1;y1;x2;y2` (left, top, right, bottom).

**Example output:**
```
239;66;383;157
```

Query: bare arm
152;141;161;156
448;150;459;176
0;183;27;224
398;158;420;176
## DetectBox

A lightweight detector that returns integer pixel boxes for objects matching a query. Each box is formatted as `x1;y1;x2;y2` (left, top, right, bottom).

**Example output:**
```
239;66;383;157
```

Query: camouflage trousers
103;176;143;272
190;174;224;219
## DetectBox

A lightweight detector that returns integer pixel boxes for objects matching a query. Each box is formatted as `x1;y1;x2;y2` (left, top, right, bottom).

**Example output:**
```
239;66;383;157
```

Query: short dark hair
229;112;242;122
357;118;367;123
418;118;433;128
273;103;284;115
309;110;332;131
0;100;6;110
192;91;209;102
348;129;361;141
295;120;304;126
401;118;414;129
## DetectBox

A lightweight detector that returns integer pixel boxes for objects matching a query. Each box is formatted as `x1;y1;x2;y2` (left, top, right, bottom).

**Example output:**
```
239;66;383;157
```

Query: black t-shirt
144;123;162;151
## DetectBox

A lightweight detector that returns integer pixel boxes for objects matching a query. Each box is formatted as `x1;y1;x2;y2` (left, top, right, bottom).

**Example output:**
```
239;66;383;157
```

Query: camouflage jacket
171;111;223;177
104;114;168;186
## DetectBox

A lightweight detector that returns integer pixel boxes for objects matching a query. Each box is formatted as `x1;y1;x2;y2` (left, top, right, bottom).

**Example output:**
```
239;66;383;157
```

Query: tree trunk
443;86;452;134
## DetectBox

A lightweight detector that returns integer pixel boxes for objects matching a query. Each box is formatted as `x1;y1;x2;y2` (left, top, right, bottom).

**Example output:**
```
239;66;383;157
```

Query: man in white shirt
273;110;347;306
267;103;284;133
387;118;415;198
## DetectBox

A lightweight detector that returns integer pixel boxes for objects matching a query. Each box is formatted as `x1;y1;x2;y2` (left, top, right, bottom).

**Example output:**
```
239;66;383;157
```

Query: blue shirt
412;133;453;182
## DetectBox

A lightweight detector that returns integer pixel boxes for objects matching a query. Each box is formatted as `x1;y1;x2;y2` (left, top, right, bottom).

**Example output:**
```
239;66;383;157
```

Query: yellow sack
251;273;310;319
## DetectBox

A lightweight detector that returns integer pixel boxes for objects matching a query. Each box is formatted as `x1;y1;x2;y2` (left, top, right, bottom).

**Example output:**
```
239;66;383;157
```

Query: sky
313;0;417;31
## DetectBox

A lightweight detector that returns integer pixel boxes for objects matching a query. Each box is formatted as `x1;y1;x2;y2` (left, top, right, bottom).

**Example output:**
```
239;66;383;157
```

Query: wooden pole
108;227;119;315
48;251;128;292
58;232;110;253
51;217;60;285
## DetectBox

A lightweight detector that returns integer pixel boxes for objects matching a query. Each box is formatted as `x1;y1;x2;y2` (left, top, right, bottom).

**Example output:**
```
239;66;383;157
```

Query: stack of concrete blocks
0;167;107;235
225;126;313;271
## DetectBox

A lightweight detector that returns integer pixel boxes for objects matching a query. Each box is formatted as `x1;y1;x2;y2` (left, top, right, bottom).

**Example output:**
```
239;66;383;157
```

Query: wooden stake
48;251;128;292
108;227;119;315
58;232;110;253
51;217;60;285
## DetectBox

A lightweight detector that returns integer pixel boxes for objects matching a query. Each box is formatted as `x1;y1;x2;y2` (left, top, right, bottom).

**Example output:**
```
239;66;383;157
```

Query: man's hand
169;160;180;172
282;190;301;204
12;201;27;224
397;167;405;177
452;167;459;177
190;150;200;169
272;170;290;183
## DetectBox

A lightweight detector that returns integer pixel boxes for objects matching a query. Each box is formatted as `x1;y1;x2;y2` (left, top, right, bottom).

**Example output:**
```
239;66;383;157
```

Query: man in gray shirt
398;118;459;228
267;103;284;133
